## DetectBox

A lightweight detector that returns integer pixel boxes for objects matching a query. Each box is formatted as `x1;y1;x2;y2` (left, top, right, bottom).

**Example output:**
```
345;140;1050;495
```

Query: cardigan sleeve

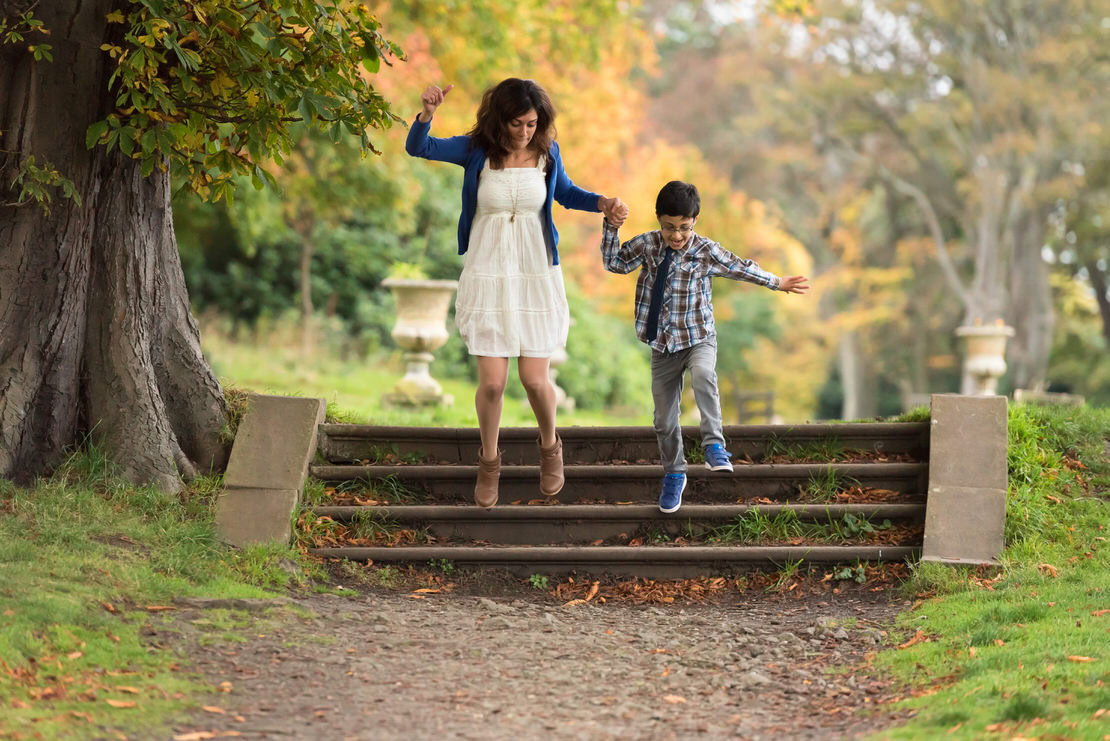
550;142;602;212
405;115;471;166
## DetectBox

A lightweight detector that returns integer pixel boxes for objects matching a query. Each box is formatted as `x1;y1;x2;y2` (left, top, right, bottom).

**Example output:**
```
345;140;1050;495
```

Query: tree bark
1086;259;1110;349
838;330;877;420
1007;214;1053;391
0;1;227;490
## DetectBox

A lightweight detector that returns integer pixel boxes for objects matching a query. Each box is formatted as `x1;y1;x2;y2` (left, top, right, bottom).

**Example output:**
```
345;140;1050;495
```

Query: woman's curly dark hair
467;78;556;170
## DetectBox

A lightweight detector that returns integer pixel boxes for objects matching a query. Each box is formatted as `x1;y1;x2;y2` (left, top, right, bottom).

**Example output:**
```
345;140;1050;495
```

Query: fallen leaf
1094;708;1107;718
1067;656;1096;663
202;706;226;714
969;647;977;658
563;599;587;607
116;686;140;694
2;609;13;616
67;651;83;660
101;602;118;613
105;699;137;708
143;605;176;612
662;695;687;704
585;582;600;602
1038;564;1058;578
590;539;604;546
1093;610;1110;617
412;588;441;594
994;639;1005;647
11;699;30;709
898;630;929;650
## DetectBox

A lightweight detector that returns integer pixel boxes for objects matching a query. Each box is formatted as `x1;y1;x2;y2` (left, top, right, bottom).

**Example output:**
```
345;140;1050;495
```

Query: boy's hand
600;197;629;227
779;276;810;294
418;83;453;121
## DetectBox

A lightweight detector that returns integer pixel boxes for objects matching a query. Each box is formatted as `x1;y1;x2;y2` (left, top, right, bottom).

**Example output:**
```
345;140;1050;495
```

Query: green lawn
0;452;320;740
202;328;653;427
873;404;1110;739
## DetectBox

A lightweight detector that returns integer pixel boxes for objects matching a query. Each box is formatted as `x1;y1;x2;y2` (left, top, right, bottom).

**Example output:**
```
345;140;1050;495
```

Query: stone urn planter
381;278;458;406
955;323;1015;396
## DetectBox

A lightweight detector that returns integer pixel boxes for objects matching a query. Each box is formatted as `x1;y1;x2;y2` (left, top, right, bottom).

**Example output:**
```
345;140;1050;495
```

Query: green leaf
85;120;109;149
119;127;136;156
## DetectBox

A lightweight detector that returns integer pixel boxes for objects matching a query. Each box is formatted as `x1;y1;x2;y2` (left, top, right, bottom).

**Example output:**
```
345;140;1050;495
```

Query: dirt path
162;583;912;740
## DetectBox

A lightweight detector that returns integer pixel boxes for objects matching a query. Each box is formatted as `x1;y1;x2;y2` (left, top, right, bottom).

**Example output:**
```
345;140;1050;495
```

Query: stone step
317;422;929;465
313;502;925;545
308;544;919;578
309;462;927;504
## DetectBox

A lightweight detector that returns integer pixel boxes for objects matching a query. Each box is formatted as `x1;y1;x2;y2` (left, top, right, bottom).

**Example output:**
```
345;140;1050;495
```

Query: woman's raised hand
419;84;454;121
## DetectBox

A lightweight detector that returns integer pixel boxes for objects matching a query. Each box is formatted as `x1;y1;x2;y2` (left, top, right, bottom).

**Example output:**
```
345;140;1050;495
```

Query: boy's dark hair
655;181;700;219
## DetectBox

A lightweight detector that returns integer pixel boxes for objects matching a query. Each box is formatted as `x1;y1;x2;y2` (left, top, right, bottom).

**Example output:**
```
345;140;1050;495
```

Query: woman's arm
550;142;603;212
404;83;470;165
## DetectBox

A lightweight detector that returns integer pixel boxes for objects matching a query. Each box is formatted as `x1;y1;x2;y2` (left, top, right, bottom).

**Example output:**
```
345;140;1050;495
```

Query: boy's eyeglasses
660;225;694;235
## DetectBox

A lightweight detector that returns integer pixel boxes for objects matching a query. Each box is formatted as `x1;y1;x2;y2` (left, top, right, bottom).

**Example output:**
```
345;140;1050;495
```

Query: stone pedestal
382;278;458;406
956;324;1015;396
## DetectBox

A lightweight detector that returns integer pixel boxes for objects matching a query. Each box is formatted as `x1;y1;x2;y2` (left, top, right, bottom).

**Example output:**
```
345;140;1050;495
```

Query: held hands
778;276;811;294
599;196;629;228
419;83;454;121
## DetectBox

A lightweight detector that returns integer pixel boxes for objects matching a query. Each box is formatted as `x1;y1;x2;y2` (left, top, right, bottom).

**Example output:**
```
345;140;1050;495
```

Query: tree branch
882;168;972;310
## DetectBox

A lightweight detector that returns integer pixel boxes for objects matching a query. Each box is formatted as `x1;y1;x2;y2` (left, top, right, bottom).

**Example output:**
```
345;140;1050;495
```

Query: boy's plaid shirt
601;221;781;353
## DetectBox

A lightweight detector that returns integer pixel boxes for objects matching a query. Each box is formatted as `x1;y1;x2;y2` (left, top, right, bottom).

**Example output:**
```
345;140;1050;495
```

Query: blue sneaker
704;443;734;472
659;473;687;513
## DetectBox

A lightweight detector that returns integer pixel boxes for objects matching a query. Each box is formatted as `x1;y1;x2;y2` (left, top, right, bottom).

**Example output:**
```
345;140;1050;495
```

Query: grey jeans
651;339;725;473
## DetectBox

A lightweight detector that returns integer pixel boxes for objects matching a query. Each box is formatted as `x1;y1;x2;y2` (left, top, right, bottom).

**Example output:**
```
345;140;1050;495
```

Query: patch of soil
162;572;915;740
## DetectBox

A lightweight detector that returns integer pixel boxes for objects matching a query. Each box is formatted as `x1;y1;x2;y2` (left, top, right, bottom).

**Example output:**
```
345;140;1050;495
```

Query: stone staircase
306;422;930;577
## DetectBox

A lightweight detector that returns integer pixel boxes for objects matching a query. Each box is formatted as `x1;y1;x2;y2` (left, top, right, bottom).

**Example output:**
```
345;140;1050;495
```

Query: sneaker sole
704;462;734;472
658;477;687;514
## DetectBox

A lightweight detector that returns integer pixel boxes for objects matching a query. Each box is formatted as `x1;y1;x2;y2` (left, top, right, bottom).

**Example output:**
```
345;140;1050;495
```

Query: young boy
601;181;809;513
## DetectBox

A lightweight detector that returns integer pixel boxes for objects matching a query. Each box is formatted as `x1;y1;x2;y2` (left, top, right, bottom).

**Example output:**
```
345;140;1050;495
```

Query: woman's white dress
454;156;569;358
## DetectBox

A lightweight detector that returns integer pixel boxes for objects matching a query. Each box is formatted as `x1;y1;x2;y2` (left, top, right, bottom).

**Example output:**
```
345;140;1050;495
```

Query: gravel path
164;587;911;740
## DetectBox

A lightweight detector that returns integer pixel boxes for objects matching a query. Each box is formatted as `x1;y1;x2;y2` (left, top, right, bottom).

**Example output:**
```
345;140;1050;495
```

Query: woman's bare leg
475;356;510;455
518;356;557;447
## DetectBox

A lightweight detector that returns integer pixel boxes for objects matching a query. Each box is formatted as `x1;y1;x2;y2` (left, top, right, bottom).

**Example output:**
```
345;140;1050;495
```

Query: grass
202;323;652;428
0;449;325;740
871;403;1110;740
763;435;846;462
706;509;891;544
800;466;858;503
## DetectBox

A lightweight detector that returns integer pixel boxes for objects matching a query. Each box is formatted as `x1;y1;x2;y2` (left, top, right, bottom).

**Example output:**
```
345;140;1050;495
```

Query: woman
405;78;626;508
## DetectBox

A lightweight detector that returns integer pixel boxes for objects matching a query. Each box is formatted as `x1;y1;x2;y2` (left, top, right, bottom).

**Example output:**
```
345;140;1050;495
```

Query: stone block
224;395;325;491
921;485;1006;564
215;488;299;547
922;394;1008;565
217;394;325;547
928;393;1007;491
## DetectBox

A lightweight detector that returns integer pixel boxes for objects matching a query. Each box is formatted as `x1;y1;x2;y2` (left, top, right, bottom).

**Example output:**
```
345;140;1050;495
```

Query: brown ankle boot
475;448;501;508
538;434;564;497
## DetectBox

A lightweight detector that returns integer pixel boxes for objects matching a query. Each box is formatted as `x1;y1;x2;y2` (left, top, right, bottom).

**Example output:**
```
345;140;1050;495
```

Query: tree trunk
1007;215;1053;391
838;331;877;420
298;230;315;357
0;1;228;491
1086;259;1110;349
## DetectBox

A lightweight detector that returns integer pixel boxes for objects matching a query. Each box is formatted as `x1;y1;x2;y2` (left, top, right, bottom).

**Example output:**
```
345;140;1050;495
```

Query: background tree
0;0;401;490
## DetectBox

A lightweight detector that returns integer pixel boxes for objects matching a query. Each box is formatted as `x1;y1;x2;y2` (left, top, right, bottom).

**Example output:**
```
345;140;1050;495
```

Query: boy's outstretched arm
600;220;645;275
704;241;786;291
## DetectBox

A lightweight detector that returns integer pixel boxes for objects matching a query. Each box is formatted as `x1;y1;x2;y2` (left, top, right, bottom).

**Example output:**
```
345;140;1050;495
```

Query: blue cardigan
405;115;601;266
